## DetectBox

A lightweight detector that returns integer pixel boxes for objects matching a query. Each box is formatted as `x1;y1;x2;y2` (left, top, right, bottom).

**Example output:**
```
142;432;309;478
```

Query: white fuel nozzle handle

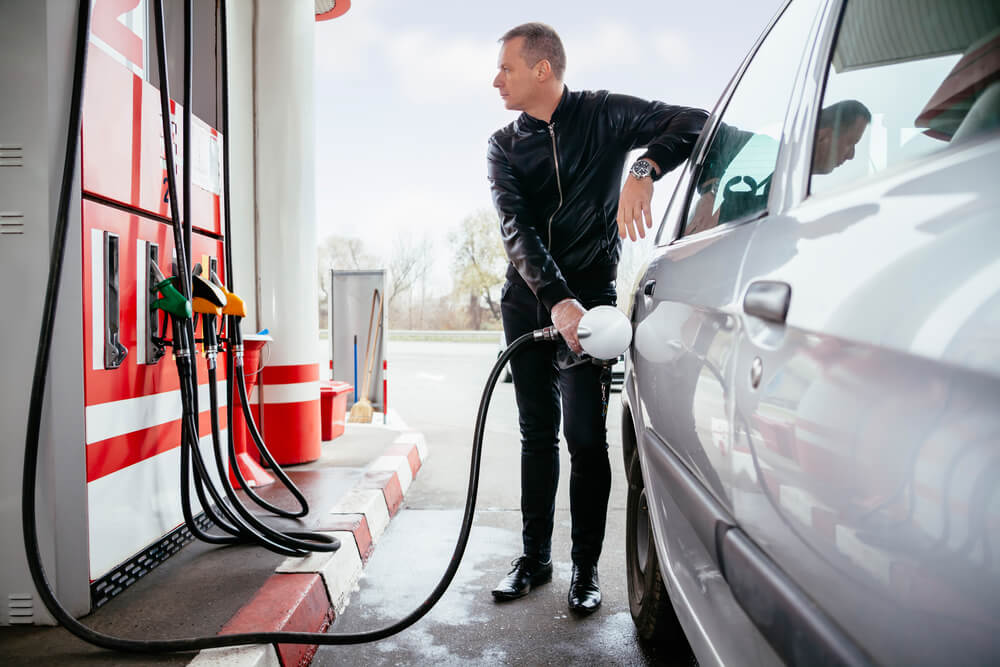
530;307;631;360
576;305;632;360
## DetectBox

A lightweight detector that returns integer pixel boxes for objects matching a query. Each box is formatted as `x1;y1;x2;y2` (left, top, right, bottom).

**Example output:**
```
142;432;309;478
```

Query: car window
679;0;818;239
810;1;1000;195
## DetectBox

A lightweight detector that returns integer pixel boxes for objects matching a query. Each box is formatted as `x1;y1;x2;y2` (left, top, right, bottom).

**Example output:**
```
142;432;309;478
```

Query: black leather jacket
487;86;707;310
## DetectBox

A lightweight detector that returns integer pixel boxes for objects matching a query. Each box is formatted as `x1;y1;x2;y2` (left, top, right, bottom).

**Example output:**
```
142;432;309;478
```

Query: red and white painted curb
187;430;428;667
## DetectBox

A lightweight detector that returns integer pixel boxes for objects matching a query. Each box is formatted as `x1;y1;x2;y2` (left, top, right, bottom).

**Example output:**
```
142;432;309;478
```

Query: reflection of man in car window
811;99;871;174
686;100;870;235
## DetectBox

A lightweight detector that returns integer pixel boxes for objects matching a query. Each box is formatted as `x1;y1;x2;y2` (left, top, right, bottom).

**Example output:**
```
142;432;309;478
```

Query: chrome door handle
743;281;791;324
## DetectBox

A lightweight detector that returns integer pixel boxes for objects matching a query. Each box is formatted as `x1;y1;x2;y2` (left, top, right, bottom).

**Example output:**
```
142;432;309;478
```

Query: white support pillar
223;0;258;330
253;0;322;463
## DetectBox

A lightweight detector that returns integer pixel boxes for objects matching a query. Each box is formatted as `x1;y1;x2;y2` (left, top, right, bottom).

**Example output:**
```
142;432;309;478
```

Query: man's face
813;116;868;175
493;37;537;111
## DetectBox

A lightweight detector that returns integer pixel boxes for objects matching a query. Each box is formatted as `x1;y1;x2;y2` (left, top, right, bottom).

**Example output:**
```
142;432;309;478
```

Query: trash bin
320;380;353;441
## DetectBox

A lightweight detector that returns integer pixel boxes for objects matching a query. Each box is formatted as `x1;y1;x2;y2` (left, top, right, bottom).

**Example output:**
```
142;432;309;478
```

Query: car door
633;0;823;519
730;1;1000;664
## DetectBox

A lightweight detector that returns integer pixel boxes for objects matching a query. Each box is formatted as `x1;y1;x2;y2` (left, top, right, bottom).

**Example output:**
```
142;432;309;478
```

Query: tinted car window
681;0;817;238
810;0;1000;195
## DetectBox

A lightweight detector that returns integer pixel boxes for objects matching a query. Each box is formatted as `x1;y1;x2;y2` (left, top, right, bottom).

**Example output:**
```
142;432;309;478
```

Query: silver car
622;0;1000;665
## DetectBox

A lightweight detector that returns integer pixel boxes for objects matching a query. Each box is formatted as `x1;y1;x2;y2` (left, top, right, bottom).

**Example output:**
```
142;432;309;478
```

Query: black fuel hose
229;348;317;518
175;325;310;559
157;0;227;548
201;313;321;539
182;0;193;274
214;0;316;521
173;322;311;557
152;0;321;556
224;349;311;519
151;0;190;303
202;363;340;551
22;0;543;652
173;321;244;546
148;0;218;548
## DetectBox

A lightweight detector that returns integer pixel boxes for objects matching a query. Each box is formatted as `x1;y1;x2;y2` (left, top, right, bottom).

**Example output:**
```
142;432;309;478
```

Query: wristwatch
629;158;656;181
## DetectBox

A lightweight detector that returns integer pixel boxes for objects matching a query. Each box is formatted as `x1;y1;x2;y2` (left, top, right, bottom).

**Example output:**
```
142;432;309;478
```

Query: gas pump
2;0;330;622
13;0;633;654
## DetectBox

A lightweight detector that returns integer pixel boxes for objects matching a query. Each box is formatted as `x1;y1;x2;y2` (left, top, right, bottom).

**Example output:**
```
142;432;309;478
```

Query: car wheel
626;452;685;644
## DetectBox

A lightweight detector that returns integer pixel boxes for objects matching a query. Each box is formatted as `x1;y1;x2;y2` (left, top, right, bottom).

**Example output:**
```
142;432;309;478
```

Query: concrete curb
187;431;428;667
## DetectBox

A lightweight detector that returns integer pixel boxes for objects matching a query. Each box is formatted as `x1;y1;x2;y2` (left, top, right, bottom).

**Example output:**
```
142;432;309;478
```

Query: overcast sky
314;0;785;294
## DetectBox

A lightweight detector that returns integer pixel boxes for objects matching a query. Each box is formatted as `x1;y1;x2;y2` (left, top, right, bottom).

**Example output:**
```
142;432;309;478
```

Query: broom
348;289;383;423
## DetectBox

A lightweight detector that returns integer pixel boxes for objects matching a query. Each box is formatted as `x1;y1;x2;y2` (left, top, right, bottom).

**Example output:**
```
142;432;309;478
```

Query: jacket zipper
547;123;563;249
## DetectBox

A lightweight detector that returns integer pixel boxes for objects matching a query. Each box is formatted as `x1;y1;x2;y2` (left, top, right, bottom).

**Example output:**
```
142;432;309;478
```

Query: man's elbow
677;107;710;134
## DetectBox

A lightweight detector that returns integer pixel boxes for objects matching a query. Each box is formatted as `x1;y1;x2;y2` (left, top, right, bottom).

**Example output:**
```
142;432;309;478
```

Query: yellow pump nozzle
223;292;247;318
192;296;223;316
209;269;247;318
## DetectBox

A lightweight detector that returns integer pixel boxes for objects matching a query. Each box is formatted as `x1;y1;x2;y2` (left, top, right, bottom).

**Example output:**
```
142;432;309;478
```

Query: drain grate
90;513;213;609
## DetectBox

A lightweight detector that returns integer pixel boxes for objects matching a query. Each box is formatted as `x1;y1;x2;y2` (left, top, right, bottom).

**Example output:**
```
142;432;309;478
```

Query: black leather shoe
568;563;601;614
492;556;553;601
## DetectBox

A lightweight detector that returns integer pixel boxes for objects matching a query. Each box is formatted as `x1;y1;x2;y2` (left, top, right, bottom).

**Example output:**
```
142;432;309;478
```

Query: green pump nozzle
150;261;192;320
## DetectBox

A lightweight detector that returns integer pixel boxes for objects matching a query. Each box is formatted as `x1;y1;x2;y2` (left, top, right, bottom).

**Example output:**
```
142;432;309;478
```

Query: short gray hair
500;22;566;80
818;99;871;130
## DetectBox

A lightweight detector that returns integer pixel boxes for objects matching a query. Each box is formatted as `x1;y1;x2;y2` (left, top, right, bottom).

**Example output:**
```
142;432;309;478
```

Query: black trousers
500;279;615;566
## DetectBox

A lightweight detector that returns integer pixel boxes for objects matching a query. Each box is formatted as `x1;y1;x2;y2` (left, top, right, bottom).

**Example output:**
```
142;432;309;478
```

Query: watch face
631;160;651;179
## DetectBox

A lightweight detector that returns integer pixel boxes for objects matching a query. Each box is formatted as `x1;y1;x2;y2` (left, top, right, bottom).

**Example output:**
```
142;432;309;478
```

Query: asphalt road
315;340;696;666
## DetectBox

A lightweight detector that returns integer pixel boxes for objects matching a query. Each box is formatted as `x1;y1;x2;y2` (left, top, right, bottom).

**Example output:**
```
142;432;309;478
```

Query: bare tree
449;209;507;325
318;235;376;272
387;233;432;311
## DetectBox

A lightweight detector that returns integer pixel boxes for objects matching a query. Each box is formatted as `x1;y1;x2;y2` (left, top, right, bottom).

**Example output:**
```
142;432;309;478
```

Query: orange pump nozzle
209;269;247;318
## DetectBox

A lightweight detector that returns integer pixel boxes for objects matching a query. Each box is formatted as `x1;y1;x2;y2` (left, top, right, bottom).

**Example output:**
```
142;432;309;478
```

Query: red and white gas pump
80;2;231;592
1;0;329;625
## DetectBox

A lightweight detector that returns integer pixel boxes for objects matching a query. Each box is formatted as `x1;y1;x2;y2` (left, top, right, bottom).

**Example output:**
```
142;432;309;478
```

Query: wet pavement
315;508;693;666
315;340;697;666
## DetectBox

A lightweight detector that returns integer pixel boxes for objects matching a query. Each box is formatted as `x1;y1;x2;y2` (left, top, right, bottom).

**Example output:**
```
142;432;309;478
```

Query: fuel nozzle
191;264;225;317
150;261;192;320
533;305;632;361
207;269;246;360
192;264;225;360
209;269;247;318
576;306;632;360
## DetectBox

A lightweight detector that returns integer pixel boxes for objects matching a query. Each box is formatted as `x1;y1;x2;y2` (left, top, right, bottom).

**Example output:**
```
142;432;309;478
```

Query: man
486;22;707;614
